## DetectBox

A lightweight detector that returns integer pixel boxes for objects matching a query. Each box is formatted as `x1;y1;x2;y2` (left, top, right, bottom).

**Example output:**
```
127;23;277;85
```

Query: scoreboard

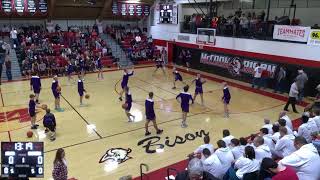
159;4;178;24
1;142;44;178
0;0;47;16
112;1;150;17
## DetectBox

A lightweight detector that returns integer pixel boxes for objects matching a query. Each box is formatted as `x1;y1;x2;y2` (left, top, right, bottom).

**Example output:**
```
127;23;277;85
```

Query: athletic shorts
195;87;203;94
33;88;41;94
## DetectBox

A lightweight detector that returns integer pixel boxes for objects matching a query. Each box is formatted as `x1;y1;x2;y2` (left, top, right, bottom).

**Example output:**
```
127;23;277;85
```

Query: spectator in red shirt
261;69;270;89
260;157;298;180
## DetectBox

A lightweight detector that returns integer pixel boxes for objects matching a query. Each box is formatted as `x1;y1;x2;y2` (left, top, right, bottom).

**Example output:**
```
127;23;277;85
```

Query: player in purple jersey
78;74;86;106
144;92;163;136
29;94;41;129
176;85;194;128
66;59;74;82
124;87;135;122
96;53;104;80
30;72;41;103
119;67;134;101
152;55;166;76
191;74;206;105
221;82;231;118
51;76;63;112
172;67;185;89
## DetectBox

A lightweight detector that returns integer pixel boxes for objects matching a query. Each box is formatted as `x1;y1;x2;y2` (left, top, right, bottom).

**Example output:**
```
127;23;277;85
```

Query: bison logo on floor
99;148;132;164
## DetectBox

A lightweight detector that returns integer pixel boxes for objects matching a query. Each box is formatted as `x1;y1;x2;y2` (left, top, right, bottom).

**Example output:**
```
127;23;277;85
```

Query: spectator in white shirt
253;136;272;162
279;111;293;130
135;35;141;43
295;69;308;101
259;128;275;151
193;135;214;155
215;140;234;169
310;108;320;131
252;63;263;89
201;148;225;179
284;81;299;113
234;146;260;179
222;129;235;147
274;127;296;158
10;28;18;48
262;118;273;134
297;112;318;143
230;138;243;160
279;136;320;180
239;137;248;153
272;124;281;143
278;119;293;135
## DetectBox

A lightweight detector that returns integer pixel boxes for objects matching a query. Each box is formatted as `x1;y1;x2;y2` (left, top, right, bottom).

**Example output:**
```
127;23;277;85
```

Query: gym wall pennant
137;130;209;154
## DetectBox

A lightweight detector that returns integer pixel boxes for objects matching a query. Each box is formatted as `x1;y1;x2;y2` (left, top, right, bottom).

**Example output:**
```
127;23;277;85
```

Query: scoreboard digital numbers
1;142;44;178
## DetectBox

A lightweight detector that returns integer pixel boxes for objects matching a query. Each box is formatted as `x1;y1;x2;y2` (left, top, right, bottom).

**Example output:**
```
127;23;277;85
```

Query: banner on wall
307;29;320;46
273;25;311;42
173;45;320;96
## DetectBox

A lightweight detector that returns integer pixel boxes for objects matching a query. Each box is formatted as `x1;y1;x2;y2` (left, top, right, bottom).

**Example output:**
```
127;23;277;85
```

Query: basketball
27;131;33;138
85;94;90;99
57;86;62;92
41;104;48;110
122;103;128;109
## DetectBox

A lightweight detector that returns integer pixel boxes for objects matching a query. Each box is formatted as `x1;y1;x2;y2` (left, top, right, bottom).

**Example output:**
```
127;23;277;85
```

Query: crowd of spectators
6;24;112;78
107;25;157;62
183;8;298;39
177;104;320;180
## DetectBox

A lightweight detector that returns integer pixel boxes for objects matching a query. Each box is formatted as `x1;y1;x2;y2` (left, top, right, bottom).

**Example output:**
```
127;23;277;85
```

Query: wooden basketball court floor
0;66;302;179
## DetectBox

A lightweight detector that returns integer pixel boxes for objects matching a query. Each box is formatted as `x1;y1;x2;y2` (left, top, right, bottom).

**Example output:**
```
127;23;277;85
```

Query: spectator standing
240;14;249;36
284;81;299;113
5;55;12;81
295;69;308;101
252;63;263;89
0;40;7;85
274;66;286;94
160;47;167;64
261;68;270;89
52;148;68;180
10;28;18;48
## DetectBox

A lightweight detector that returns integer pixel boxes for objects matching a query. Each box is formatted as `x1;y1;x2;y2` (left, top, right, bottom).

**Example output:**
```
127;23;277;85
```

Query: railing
166;168;179;180
139;163;149;180
180;20;309;43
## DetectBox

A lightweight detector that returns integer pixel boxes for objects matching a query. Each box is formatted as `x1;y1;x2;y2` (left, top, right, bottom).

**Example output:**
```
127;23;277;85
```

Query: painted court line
60;94;103;139
44;109;213;154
